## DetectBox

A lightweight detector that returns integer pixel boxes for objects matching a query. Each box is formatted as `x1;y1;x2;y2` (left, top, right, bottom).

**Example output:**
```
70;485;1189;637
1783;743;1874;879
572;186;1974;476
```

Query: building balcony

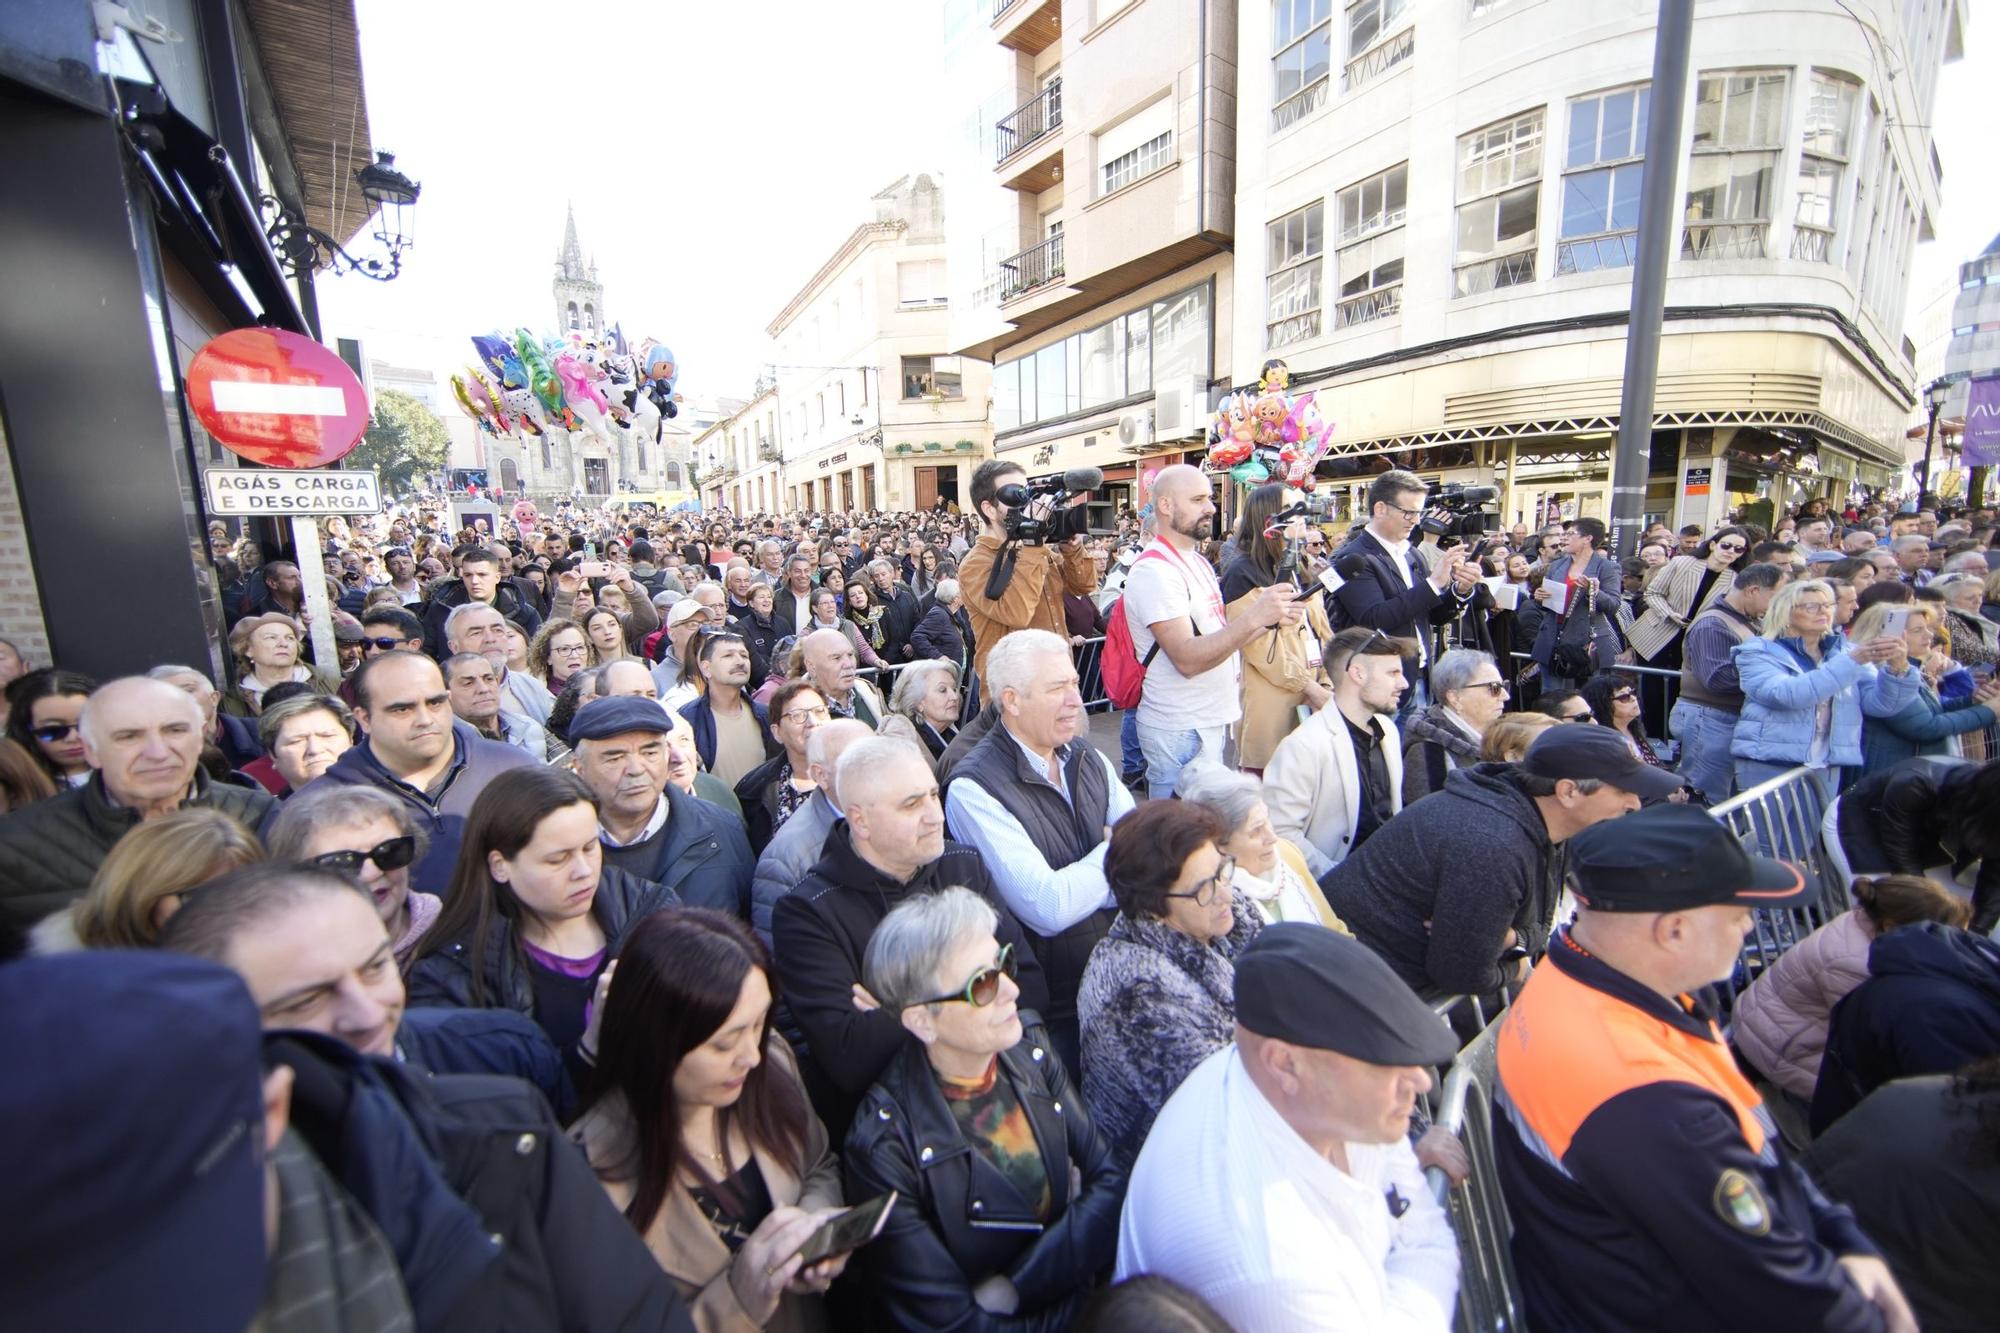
992;0;1059;55
1336;285;1403;328
1556;231;1638;274
1789;224;1833;263
1682;220;1767;261
996;79;1063;176
999;232;1066;303
757;441;781;463
1453;251;1536;298
1342;26;1413;94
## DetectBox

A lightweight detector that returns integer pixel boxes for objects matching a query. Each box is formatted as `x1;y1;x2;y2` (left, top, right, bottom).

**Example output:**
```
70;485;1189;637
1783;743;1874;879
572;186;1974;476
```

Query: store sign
203;468;381;516
186;328;370;468
818;452;849;470
1683;465;1712;496
1964;374;2000;468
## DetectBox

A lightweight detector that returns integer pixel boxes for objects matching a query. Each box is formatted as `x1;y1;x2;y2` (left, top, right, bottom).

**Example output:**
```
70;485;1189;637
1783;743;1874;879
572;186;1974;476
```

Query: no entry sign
186;328;370;468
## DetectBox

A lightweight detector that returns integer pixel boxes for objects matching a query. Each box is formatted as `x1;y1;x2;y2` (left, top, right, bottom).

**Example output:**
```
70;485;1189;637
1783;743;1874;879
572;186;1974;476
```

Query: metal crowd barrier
1706;766;1850;1013
1423;1022;1524;1333
854;635;1111;710
1502;652;1681;736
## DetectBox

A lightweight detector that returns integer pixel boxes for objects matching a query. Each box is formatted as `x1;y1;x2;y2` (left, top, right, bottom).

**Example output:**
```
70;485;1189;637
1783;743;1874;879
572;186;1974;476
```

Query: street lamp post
1918;378;1949;508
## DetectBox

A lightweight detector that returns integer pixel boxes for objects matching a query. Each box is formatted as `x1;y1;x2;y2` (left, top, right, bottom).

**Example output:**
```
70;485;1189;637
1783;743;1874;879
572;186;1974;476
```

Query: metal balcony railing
993;0;1018;18
1790;224;1833;263
1555;230;1638;273
1453;250;1535;298
1343;26;1414;93
1336;285;1403;328
999;232;1065;302
1272;77;1329;133
1682;220;1767;260
996;79;1062;165
757;441;781;463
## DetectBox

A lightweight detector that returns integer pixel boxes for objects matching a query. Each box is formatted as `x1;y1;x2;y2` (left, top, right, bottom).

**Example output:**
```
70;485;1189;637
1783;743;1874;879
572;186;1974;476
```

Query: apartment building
753;175;994;516
947;0;1239;514
1231;0;1964;532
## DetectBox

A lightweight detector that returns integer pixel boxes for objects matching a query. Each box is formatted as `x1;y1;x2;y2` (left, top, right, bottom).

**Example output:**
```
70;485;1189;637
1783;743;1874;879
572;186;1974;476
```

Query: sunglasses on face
1461;680;1509;697
1612;690;1637;703
915;943;1018;1007
362;636;410;652
31;723;77;744
310;835;417;876
1164;855;1237;909
1716;542;1745;553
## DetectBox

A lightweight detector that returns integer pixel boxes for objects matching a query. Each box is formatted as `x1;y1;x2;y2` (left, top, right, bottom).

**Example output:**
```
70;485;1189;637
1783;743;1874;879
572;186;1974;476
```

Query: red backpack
1100;550;1201;710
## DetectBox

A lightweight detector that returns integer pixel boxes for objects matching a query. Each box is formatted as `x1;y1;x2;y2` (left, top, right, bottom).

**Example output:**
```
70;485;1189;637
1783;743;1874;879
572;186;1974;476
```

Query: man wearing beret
1494;804;1915;1332
1116;923;1462;1330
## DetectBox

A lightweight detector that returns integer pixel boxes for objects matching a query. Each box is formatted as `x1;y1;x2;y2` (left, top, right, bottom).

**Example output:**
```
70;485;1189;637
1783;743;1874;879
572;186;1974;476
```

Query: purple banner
1966;374;2000;468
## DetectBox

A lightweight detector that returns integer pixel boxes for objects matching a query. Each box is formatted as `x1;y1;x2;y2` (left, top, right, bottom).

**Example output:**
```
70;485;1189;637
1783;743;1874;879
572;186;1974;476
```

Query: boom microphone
1063;466;1104;492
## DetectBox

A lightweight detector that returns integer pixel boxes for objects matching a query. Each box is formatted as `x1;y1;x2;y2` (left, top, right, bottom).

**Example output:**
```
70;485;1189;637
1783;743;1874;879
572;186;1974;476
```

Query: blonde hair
1759;579;1836;640
1480;712;1559;762
69;808;264;949
1849;600;1937;646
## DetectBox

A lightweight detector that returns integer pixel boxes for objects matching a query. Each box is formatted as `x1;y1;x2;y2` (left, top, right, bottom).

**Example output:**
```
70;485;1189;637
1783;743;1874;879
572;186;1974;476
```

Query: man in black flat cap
1493;804;1915;1333
1323;720;1681;1001
1115;923;1463;1332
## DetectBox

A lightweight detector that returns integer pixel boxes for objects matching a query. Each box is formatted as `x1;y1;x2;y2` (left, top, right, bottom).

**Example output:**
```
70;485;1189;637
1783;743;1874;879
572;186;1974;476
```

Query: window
1558;85;1649;273
1272;0;1332;132
1454;110;1544;297
1266;203;1325;348
1342;0;1412;90
635;440;647;473
1793;70;1859;262
1151;283;1212;390
1080;318;1125;409
1035;342;1071;418
991;282;1205;432
1346;0;1405;54
1682;69;1788;259
897;258;949;306
1126;306;1153;397
666;461;682;488
902;355;963;400
835;382;846;417
1097;99;1174;196
1333;163;1405;326
816;394;825;428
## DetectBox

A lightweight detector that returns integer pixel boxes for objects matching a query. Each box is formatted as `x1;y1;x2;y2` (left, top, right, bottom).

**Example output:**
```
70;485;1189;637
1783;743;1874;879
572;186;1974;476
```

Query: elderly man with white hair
799;626;885;727
945;627;1136;1074
0;675;276;935
749;717;875;950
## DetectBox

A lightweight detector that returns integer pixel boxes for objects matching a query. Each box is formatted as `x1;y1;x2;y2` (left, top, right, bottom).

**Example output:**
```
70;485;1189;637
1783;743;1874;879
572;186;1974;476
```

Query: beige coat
571;1041;842;1333
1225;587;1335;769
1260;706;1403;878
1628;555;1734;662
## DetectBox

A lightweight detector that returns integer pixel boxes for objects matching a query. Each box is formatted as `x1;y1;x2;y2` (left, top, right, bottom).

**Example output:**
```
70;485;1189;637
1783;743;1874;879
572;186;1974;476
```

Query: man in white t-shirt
1123;465;1300;798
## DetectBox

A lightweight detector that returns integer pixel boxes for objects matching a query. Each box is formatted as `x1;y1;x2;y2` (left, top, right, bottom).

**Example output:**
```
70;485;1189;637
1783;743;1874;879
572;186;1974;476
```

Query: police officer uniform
1493;805;1897;1332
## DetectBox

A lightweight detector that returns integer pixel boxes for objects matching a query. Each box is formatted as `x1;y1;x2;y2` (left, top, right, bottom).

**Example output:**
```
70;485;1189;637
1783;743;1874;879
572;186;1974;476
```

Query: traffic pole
1609;0;1695;561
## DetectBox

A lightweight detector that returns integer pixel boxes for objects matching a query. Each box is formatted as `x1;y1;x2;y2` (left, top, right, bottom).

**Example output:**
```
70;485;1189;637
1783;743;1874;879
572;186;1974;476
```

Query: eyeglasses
1793;600;1835;612
1164;855;1237;909
30;723;76;743
310;835;417;876
1381;501;1423;521
913;943;1018;1007
1611;690;1637;703
1461;680;1508;697
551;642;591;656
780;705;831;725
362;636;410;652
1715;542;1745;553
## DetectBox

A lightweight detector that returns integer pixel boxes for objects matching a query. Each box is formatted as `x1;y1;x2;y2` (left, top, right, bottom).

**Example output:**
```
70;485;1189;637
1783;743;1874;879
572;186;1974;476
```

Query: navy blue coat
605;784;758;920
677;691;779;774
293;721;536;895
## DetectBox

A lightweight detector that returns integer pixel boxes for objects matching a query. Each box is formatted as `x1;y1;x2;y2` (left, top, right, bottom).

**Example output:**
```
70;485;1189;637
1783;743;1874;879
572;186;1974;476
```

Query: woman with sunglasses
846;886;1124;1330
1401;648;1510;803
1628;525;1746;672
406;767;680;1082
571;908;851;1330
5;667;96;789
267;783;438;962
1580;674;1670;771
1076;801;1263;1165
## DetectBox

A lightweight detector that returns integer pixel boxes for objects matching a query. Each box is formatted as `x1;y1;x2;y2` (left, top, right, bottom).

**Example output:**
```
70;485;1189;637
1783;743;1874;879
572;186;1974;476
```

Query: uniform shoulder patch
1713;1168;1771;1236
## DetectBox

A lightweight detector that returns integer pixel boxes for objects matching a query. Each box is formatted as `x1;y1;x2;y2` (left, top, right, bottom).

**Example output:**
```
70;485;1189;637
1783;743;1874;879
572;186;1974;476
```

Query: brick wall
0;415;50;666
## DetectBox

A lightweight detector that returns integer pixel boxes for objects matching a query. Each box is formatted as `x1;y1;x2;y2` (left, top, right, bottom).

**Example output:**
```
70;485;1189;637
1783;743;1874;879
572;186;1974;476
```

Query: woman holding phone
571;908;849;1331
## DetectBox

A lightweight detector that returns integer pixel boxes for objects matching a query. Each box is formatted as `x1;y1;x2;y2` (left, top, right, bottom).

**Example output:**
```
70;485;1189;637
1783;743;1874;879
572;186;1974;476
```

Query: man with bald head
750;717;874;949
1123;464;1302;797
800;627;885;727
0;676;276;938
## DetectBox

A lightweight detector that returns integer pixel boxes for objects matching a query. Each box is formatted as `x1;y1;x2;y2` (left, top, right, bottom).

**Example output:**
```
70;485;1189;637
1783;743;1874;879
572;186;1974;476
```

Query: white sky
319;2;1995;399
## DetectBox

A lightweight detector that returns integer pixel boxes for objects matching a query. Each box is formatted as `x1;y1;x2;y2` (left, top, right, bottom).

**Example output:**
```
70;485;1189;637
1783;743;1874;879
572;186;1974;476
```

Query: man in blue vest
945;628;1136;1075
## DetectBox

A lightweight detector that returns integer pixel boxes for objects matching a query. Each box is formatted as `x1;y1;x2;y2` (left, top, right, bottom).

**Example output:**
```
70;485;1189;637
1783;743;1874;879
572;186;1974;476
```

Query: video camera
1420;483;1502;540
995;465;1102;546
1268;493;1342;530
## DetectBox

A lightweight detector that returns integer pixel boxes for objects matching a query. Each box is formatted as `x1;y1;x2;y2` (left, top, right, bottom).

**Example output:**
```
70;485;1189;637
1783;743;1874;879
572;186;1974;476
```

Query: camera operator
958;459;1100;693
1329;469;1479;721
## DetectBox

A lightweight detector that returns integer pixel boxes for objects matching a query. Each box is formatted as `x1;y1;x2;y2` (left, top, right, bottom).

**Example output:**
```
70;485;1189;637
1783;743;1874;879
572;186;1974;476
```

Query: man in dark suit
1327;468;1477;719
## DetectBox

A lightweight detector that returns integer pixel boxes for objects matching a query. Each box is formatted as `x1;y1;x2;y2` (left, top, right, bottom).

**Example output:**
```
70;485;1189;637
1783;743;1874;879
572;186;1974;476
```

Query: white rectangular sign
203;467;381;516
209;382;350;417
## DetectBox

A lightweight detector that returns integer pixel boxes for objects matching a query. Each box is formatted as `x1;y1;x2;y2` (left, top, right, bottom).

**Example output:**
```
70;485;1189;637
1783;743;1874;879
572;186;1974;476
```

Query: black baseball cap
1522;723;1685;801
1567;804;1807;912
1234;924;1460;1067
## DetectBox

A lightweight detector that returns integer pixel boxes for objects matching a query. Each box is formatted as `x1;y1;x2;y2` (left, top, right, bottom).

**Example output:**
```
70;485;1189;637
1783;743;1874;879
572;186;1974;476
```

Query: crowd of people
2;458;1997;1332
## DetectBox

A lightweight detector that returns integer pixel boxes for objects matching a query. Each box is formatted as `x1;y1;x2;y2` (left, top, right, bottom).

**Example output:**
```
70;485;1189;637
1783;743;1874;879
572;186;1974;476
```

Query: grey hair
804;717;873;791
688;579;724;599
984;628;1071;704
443;601;504;640
1933;571;1985;598
834;734;928;811
1173;757;1264;838
266;782;422;860
934;578;961;604
256;691;354;751
1429;647;1497;699
1890;535;1929;553
147;664;210;685
868;558;897;578
890;659;960;720
863;886;999;1013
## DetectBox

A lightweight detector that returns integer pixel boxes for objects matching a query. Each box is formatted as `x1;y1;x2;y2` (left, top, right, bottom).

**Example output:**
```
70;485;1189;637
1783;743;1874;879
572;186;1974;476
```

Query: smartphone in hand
577;560;613;579
770;1192;898;1275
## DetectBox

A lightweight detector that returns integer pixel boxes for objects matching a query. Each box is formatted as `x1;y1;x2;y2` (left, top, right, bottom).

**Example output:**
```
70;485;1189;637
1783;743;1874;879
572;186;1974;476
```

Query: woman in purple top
405;766;679;1082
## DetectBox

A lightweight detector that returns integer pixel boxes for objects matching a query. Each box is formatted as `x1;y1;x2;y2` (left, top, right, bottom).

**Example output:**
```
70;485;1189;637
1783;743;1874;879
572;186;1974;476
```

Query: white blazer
1260;706;1404;878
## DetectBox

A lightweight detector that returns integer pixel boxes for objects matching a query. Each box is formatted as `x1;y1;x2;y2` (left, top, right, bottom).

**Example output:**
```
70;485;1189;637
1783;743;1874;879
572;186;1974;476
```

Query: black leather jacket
842;1020;1125;1330
1839;756;1997;926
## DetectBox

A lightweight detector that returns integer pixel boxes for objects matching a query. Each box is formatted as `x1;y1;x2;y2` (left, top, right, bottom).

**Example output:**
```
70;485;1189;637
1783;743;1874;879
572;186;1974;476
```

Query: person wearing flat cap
1493;803;1917;1333
1116;922;1462;1331
1323;721;1682;1002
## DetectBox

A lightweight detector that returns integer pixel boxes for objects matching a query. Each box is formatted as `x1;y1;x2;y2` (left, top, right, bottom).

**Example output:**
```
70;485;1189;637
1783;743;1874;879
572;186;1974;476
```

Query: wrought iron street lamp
262;151;421;281
1919;378;1949;506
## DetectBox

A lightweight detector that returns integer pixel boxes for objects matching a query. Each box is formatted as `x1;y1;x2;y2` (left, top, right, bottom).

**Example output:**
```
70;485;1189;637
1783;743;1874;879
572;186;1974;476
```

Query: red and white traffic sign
185;327;371;468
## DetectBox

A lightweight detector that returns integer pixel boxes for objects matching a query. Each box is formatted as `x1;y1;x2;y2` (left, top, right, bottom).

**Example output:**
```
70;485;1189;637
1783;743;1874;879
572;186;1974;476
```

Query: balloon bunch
1200;358;1333;490
451;327;680;451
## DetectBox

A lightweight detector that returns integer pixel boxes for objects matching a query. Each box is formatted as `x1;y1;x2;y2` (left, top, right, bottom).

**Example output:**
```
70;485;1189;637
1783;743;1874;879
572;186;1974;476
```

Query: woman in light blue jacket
1731;578;1918;799
1856;601;2000;775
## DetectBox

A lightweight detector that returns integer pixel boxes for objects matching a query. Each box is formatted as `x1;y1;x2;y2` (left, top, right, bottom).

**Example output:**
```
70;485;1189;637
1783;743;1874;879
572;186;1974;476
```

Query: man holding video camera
1328;469;1479;720
958;460;1100;693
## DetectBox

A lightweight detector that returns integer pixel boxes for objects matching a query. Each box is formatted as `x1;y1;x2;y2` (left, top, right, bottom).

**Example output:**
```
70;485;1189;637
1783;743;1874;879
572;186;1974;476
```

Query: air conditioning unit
1152;380;1208;441
1116;409;1154;449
